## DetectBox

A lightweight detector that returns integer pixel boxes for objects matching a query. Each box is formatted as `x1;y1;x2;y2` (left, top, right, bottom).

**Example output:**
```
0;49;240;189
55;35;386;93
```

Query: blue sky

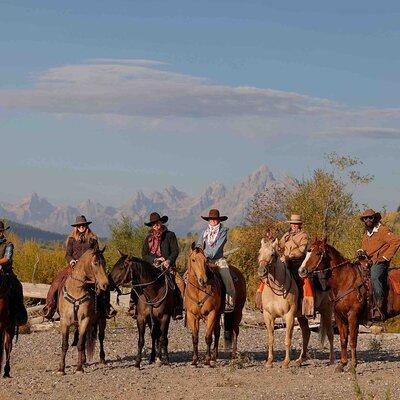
1;1;399;209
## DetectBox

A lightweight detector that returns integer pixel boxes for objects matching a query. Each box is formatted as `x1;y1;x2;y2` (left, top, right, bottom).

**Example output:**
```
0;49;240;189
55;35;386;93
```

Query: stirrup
225;296;235;313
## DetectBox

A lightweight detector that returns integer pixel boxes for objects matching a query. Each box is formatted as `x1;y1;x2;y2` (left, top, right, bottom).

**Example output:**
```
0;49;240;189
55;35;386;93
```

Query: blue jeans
371;262;388;302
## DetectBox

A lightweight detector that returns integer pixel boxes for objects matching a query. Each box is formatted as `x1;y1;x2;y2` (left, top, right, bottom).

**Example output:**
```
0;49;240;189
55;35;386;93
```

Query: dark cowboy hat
0;221;10;231
71;215;92;227
201;209;228;222
360;208;382;222
145;212;169;227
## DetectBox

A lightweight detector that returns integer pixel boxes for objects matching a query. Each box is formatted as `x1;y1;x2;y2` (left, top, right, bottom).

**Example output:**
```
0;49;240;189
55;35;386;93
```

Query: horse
57;247;109;374
258;238;334;368
184;243;246;366
110;254;174;368
0;274;16;378
298;237;400;372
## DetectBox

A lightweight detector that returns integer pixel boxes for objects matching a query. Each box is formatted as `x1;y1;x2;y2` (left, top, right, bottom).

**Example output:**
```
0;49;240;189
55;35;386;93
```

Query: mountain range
0;165;274;237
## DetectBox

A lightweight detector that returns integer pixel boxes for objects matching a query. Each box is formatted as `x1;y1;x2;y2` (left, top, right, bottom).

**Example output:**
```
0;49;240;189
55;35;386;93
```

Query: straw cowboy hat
0;221;10;232
287;214;303;224
145;212;169;227
71;215;92;227
360;208;382;222
201;209;228;222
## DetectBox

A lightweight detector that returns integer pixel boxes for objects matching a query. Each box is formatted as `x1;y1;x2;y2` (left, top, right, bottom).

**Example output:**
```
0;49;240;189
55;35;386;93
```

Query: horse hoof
75;369;84;374
209;360;216;368
265;362;273;369
57;370;65;376
134;362;141;369
295;359;302;367
191;361;198;367
3;374;11;379
335;364;344;373
99;359;106;365
155;358;162;367
281;363;289;369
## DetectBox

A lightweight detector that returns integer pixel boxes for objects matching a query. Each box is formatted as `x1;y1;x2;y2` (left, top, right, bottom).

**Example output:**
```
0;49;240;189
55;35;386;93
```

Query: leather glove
70;260;77;267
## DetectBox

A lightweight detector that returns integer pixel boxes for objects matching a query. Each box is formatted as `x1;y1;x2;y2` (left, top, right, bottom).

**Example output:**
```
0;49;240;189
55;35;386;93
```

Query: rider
197;209;235;312
358;208;400;321
128;212;184;320
255;214;311;314
43;215;116;320
0;221;28;326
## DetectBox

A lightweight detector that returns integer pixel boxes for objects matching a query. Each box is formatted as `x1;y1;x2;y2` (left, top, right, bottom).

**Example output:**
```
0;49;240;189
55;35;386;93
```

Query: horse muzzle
298;267;308;278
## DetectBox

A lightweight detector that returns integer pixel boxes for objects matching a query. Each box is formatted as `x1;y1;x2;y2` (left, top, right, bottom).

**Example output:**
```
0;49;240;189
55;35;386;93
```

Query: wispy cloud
0;59;399;140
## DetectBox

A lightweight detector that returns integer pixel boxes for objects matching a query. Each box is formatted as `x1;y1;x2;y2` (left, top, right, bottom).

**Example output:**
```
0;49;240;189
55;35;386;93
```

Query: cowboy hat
145;212;169;227
360;208;381;222
71;215;92;227
287;214;303;224
0;221;10;231
201;209;228;222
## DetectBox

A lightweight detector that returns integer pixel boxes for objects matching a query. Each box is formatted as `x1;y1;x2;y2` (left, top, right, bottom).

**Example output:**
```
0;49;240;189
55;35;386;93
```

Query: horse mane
128;257;162;282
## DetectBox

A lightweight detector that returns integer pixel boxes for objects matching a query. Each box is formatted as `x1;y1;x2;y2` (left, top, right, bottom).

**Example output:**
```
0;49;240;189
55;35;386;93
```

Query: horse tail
224;311;234;350
86;321;98;362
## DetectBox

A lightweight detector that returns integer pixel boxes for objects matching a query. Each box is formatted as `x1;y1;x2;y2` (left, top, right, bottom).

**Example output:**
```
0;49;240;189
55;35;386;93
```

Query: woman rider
43;215;116;319
128;212;184;320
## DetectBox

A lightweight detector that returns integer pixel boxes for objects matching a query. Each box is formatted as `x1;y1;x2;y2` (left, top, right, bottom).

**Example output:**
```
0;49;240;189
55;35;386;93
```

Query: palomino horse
110;254;174;368
299;237;400;372
184;243;246;366
57;247;109;374
258;238;334;368
0;274;15;378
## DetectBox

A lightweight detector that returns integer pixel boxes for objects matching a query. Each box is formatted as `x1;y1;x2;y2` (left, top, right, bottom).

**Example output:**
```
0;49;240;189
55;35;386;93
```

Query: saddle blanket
388;269;400;295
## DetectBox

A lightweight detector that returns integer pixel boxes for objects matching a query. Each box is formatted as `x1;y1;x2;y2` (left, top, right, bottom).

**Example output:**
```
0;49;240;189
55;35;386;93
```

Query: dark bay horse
58;248;109;374
299;238;400;372
0;274;16;378
110;254;174;368
184;244;246;366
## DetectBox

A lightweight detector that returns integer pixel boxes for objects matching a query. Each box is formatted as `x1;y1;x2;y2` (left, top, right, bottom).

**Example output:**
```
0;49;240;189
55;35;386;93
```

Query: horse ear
322;236;327;245
261;238;265;246
273;238;279;247
118;249;126;257
191;242;196;251
100;245;106;254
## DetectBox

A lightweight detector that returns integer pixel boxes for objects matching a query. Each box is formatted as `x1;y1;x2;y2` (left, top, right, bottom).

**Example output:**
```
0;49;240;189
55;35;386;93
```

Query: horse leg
231;313;242;360
58;321;69;375
160;317;171;365
296;316;310;367
149;325;158;364
98;317;106;365
0;331;4;377
135;317;146;369
71;326;79;346
321;304;335;365
263;310;275;368
335;314;349;372
212;317;221;362
282;310;295;368
204;311;216;366
187;313;199;366
76;317;91;373
348;312;359;370
3;327;13;378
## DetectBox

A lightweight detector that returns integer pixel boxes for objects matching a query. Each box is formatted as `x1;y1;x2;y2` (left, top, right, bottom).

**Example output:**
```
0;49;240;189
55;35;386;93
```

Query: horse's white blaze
298;251;311;277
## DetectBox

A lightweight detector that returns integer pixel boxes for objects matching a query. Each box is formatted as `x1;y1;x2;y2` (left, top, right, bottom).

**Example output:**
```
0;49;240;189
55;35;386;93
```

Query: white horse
258;239;335;368
258;238;298;368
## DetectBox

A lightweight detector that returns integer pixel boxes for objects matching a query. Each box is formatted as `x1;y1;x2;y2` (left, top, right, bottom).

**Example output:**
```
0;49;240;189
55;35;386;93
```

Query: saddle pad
388;269;400;295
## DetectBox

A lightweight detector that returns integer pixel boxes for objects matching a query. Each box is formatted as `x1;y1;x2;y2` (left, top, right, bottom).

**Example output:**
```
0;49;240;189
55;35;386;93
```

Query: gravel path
0;312;399;400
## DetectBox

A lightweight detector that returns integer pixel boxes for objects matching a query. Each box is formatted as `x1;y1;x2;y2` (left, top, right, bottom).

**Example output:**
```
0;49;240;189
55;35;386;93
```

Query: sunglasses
362;217;374;222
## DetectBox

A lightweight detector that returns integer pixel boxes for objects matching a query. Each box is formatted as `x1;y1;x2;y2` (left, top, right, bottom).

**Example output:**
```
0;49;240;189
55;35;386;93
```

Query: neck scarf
148;225;165;256
203;223;220;247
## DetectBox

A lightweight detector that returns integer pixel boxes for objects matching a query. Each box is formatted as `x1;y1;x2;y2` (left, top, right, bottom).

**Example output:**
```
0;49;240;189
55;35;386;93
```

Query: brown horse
0;274;15;378
184;243;246;366
57;247;109;374
299;238;400;372
110;254;174;368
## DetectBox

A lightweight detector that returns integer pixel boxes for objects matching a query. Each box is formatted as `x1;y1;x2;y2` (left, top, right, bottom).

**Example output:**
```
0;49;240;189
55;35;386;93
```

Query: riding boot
172;288;183;320
10;275;28;326
224;294;235;313
371;299;386;322
99;290;117;319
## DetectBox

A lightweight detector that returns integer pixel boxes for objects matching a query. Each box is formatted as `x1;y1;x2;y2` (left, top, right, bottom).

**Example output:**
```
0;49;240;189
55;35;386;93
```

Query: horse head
298;237;328;278
257;238;279;277
110;251;133;287
86;246;109;291
189;242;208;287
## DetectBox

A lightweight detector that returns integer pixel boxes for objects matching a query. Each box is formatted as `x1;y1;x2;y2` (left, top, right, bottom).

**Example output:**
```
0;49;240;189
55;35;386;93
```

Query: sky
0;1;399;209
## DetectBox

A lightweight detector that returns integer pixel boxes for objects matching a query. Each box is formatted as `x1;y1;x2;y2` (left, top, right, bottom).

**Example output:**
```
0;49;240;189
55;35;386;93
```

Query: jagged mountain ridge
0;165;274;237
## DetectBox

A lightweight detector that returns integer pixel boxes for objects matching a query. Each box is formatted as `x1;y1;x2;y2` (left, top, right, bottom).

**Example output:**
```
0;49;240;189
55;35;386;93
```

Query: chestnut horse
299;238;400;372
0;274;16;378
184;244;246;366
258;238;334;368
110;254;174;368
57;247;109;374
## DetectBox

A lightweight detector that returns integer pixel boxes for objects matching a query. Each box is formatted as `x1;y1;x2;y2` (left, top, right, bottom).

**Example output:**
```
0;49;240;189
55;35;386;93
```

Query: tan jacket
279;230;308;259
362;224;400;264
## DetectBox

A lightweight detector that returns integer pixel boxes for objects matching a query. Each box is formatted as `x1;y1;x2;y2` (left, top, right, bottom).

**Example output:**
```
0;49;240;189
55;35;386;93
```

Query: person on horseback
0;221;28;326
197;209;235;312
255;214;310;313
358;208;400;321
128;212;184;320
42;215;116;320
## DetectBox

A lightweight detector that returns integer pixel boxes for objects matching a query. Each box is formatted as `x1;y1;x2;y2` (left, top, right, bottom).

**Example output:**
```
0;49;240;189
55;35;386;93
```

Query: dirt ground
0;312;399;400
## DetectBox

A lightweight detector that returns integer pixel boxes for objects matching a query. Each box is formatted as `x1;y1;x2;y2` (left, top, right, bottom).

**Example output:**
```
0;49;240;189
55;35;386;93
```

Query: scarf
148;226;165;256
203;223;220;247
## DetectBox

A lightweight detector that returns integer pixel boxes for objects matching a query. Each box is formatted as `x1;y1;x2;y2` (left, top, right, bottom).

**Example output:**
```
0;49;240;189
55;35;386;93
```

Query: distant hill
0;165;276;237
6;220;66;242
